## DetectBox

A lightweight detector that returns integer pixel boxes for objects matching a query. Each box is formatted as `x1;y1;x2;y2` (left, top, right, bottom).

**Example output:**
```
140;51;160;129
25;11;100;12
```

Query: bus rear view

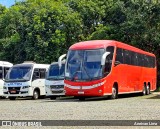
63;40;156;100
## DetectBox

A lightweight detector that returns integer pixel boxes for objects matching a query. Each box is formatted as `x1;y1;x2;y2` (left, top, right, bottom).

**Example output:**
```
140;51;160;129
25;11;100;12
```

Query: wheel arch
33;87;40;95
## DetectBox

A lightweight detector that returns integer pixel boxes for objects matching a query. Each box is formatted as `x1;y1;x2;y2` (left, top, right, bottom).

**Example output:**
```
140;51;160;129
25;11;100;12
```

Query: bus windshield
5;65;32;81
46;64;65;80
65;48;105;81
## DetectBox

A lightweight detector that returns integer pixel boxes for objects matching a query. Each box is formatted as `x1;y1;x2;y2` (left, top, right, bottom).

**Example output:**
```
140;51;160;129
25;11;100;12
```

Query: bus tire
9;97;16;100
111;86;118;99
142;85;147;96
33;90;39;100
146;85;150;95
50;96;56;100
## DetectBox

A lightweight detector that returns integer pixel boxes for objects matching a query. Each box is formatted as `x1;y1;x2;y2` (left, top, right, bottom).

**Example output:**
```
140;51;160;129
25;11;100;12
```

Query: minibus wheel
9;97;16;100
50;96;56;100
33;90;39;100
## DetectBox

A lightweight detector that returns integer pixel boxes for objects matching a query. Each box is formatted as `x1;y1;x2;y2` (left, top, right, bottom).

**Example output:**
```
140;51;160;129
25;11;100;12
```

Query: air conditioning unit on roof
23;61;36;64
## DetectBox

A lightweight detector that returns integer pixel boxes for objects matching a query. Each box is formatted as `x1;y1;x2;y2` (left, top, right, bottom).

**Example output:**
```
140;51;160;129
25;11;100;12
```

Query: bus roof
69;40;155;57
0;61;13;67
13;63;50;69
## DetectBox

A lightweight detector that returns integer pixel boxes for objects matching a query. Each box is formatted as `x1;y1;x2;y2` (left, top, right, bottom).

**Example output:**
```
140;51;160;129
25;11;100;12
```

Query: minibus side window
0;67;2;79
4;67;10;79
40;69;46;79
33;69;40;80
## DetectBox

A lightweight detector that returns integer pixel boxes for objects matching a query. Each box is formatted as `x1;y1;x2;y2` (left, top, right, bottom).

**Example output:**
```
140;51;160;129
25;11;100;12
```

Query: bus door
0;66;3;95
0;66;10;95
103;46;115;93
114;48;128;92
32;68;46;95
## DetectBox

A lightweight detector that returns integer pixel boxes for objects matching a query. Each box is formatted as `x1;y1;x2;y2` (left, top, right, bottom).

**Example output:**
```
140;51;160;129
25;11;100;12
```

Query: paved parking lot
0;92;160;128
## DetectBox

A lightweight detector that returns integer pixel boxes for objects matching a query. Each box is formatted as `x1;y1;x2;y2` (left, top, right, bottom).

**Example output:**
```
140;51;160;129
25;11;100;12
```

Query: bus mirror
58;54;66;68
101;52;110;66
114;61;121;67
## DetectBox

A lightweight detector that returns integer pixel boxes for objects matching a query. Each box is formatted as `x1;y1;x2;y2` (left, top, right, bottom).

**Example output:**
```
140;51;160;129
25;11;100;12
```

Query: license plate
10;90;16;93
78;91;84;94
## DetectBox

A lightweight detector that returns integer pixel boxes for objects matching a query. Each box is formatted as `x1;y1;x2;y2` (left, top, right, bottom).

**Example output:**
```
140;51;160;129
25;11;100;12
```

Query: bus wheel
142;86;147;95
50;96;56;100
9;97;16;100
79;97;85;101
33;90;39;100
111;86;118;99
146;85;150;95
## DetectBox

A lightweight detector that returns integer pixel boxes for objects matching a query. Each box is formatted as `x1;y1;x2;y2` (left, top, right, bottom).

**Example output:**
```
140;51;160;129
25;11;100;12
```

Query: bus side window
103;56;111;76
4;67;10;79
115;48;123;65
131;51;138;66
137;54;143;67
124;50;131;65
106;46;114;61
33;69;40;80
40;69;46;79
104;46;114;75
0;67;2;79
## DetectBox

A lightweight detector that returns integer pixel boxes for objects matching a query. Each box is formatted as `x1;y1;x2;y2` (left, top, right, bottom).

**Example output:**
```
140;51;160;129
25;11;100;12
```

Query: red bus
59;40;157;100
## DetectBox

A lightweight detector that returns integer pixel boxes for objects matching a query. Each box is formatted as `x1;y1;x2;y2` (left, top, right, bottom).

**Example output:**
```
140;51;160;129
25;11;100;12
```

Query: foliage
0;0;159;86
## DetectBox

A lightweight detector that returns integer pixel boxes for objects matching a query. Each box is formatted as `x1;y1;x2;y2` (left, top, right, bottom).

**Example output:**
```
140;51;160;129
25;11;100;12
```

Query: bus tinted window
151;57;156;68
149;56;155;68
124;50;131;65
131;51;137;65
137;53;143;66
4;67;10;78
106;46;114;60
0;67;2;79
40;69;46;78
116;48;155;68
115;48;123;64
104;46;115;74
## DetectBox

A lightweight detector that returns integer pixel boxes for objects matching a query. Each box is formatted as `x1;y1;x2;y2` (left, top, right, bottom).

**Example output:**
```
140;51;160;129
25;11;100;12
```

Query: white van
45;61;65;99
0;61;13;98
3;62;49;100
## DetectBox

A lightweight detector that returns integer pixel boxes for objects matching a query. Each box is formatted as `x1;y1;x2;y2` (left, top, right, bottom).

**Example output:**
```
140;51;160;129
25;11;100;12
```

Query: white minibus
45;61;65;99
0;61;13;98
3;62;49;100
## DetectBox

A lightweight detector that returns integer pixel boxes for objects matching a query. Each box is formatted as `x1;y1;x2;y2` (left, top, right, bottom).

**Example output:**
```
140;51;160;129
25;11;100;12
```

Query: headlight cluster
64;83;71;87
45;85;50;88
22;86;29;89
92;83;102;88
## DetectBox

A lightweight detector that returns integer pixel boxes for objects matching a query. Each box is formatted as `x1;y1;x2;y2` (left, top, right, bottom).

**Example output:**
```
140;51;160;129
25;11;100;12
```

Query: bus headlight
22;86;29;89
46;85;50;88
92;83;102;88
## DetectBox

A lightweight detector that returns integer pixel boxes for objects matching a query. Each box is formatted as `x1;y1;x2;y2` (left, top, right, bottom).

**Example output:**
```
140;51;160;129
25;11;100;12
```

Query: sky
0;0;23;8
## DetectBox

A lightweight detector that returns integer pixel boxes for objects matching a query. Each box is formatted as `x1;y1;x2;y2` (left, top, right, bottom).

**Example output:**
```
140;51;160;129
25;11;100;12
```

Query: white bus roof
0;61;13;67
14;62;50;69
